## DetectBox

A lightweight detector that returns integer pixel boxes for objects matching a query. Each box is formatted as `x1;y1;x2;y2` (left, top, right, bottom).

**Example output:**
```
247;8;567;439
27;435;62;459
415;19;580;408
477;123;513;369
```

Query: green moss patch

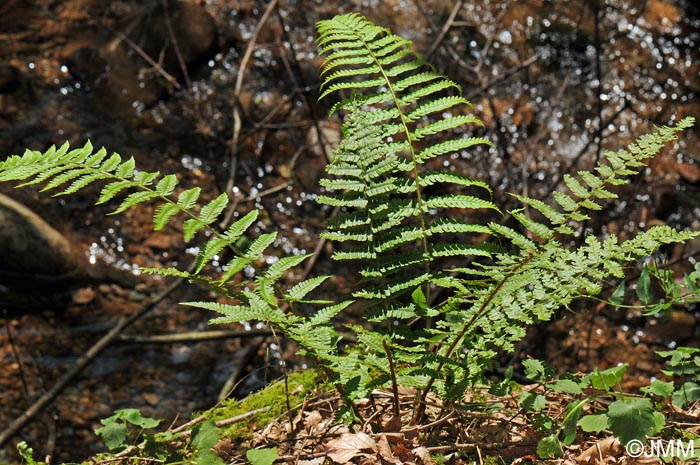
203;370;326;441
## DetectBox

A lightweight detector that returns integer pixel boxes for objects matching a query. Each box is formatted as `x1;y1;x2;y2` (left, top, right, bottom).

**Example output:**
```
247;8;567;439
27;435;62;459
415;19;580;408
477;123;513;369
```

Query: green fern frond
285;275;331;301
0;141;285;291
307;300;353;326
416;137;492;162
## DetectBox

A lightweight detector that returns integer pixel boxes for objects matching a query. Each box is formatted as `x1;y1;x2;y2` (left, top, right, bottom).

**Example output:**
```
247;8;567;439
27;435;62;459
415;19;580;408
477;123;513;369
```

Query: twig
464;55;539;100
474;0;513;74
301;206;341;279
382;340;400;417
545;101;628;194
221;0;279;228
426;0;465;58
103;23;181;90
162;0;191;89
5;319;31;398
215;406;272;427
218;342;258;401
274;7;331;164
274;452;328;463
240;180;293;202
0;275;186;448
592;2;604;165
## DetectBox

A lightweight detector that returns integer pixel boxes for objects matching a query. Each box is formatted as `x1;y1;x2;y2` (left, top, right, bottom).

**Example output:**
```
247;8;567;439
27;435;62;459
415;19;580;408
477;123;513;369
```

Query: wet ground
1;0;699;462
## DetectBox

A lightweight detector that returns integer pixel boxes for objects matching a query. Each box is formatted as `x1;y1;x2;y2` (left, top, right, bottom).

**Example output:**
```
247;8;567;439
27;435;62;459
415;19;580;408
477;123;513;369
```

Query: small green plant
657;346;700;409
505;361;665;459
17;442;45;465
1;12;698;457
246;448;278;465
94;408;224;465
95;408;162;452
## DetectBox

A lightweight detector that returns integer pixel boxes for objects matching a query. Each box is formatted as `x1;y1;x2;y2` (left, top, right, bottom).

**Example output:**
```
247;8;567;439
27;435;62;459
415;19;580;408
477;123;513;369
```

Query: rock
110;1;218;77
0;193;79;276
0;194;142;314
0;194;84;313
65;1;217;118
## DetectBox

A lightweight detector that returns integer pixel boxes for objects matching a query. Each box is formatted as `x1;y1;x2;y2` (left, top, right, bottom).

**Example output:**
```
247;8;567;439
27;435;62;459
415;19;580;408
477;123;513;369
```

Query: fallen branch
117;328;274;344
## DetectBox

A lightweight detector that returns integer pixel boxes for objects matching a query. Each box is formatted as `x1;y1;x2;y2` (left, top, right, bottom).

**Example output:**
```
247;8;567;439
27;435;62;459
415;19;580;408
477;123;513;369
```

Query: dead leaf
305;410;323;430
326;432;377;464
142;392;159;406
72;287;96;304
393;443;414;463
412;447;435;465
382;416;402;432
298;459;325;465
577;437;622;463
376;435;399;464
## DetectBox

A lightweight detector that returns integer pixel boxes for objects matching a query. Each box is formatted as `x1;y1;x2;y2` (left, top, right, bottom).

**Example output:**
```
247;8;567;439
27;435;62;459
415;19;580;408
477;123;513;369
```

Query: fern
0;141;347;369
317;13;496;317
315;13;698;404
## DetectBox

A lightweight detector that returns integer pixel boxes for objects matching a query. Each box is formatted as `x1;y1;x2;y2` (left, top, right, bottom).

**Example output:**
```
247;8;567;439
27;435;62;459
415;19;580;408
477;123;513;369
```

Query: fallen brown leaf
412;447;435;465
393;443;414;463
326;432;378;464
376;435;399;464
577;437;622;463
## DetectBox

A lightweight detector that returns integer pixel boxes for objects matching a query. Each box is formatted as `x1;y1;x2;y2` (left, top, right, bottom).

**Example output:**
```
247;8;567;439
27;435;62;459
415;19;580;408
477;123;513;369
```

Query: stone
0;64;22;94
66;45;161;118
72;287;96;305
65;1;217;118
0;193;79;276
110;1;218;77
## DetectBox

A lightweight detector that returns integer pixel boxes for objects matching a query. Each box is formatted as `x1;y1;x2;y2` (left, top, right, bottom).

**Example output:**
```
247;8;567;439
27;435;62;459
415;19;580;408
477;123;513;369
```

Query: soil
0;0;699;463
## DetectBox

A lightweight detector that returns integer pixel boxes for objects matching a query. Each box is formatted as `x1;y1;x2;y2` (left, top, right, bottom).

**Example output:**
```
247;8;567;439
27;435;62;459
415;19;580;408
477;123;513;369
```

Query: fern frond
308;300;353;326
416;137;492;162
425;195;499;212
151;203;179;231
407;96;473;121
264;254;312;281
412;115;483;140
285;275;331;301
177;187;202;209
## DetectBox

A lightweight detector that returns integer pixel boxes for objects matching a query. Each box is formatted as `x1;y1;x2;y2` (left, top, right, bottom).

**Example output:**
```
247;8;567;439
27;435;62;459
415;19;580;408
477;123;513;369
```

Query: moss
202;369;327;441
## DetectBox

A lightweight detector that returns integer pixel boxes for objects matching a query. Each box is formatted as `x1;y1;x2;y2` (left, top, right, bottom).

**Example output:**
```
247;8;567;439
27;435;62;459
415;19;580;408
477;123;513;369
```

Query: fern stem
382;339;401;417
355;31;434;301
414;254;533;422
